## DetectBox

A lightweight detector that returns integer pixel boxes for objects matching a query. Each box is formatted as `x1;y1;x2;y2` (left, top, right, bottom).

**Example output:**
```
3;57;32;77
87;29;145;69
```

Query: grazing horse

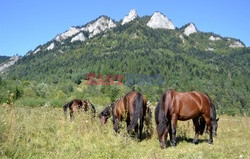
63;99;96;120
99;91;150;140
155;89;219;148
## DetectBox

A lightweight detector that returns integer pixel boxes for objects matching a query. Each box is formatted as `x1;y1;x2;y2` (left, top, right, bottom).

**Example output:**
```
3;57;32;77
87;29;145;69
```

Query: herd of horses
63;89;219;149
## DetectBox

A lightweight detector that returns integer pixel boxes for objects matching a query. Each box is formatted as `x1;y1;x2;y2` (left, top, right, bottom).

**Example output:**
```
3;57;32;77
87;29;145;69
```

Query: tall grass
0;104;249;159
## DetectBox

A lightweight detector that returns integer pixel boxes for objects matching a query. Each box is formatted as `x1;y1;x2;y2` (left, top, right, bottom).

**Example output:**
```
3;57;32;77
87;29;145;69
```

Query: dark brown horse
155;89;219;148
99;91;150;140
63;99;96;120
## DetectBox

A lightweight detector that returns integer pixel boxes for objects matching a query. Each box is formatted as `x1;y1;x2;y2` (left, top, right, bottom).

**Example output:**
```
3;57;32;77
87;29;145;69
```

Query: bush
15;97;46;107
49;98;66;107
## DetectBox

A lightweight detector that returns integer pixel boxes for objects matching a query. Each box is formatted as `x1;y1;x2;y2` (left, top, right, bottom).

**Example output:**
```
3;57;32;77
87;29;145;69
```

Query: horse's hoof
161;145;166;149
171;142;176;147
192;140;198;145
209;141;213;144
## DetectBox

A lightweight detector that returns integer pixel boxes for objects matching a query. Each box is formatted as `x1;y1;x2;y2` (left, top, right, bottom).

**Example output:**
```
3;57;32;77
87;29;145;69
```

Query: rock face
122;9;138;25
147;12;175;30
183;23;197;36
47;43;55;50
179;35;185;43
206;47;214;51
0;55;20;73
229;40;244;48
71;33;86;42
209;35;221;41
55;27;80;42
82;16;116;38
33;48;41;54
21;9;246;58
54;17;116;43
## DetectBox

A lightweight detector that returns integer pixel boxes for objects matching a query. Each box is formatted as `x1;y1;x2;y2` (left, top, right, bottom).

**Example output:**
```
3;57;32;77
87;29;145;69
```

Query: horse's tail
63;100;73;118
155;93;168;137
127;93;143;131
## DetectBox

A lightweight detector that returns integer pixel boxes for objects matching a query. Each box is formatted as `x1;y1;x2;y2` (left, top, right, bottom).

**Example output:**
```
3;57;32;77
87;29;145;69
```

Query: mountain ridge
0;9;248;76
0;9;249;113
24;9;246;57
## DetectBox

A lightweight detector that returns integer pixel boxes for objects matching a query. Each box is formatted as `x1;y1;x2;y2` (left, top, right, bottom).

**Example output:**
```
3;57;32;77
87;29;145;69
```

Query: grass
0;104;249;159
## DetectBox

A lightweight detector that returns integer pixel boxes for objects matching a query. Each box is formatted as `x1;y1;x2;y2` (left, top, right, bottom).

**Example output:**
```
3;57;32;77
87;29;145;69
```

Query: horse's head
82;100;89;112
99;105;112;124
211;118;219;137
155;98;169;148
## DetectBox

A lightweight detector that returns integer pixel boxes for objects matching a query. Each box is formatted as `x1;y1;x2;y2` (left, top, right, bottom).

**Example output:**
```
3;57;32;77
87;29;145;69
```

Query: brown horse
99;91;150;140
63;99;96;120
155;89;219;148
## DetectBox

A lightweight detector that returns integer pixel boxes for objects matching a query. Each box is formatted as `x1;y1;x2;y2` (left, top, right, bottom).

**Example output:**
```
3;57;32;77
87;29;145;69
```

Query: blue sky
0;0;249;56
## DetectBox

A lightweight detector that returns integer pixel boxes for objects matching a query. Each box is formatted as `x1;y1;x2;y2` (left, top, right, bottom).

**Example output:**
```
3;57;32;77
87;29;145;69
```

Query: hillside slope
2;11;250;114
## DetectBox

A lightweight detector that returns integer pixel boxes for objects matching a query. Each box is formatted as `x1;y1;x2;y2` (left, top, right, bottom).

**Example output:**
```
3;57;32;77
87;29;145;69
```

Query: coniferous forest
0;16;249;116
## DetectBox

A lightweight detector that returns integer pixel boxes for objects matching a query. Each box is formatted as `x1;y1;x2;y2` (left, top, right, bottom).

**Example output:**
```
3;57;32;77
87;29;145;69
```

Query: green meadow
1;104;249;159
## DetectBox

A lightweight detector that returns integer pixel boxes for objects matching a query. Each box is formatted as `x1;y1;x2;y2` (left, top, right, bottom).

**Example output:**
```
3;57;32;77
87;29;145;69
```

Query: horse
155;89;219;148
63;99;96;120
99;91;151;140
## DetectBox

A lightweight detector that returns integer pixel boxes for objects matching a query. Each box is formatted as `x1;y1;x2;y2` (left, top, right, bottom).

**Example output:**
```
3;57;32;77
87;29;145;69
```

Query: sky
0;0;249;56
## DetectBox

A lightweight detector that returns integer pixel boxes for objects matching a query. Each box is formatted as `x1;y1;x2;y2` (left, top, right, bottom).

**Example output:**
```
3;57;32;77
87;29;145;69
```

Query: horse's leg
139;116;144;140
171;114;178;146
113;118;119;133
127;118;138;140
70;110;74;121
160;124;170;149
203;115;213;144
192;116;200;144
134;124;138;140
168;119;173;145
127;114;135;135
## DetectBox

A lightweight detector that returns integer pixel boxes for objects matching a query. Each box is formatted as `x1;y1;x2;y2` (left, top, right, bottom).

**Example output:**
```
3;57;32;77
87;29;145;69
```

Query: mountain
146;12;175;29
121;9;138;25
0;55;20;73
14;10;245;58
1;10;249;113
23;16;117;57
183;23;197;36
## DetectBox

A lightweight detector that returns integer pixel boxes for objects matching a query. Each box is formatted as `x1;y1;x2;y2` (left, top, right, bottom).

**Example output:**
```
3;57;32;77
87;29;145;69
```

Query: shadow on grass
126;131;153;142
163;136;208;147
176;136;208;144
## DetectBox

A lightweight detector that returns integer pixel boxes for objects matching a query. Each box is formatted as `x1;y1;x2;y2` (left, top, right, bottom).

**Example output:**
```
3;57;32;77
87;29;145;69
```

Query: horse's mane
63;99;75;109
155;92;168;136
210;101;217;120
200;94;217;135
205;94;217;120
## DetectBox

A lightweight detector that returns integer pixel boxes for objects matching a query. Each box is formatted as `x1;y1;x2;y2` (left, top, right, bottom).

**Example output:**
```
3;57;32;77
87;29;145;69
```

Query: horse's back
125;91;142;113
165;90;211;120
114;91;147;119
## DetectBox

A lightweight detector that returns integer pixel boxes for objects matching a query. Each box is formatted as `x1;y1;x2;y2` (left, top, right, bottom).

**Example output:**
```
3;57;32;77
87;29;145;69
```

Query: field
0;104;249;159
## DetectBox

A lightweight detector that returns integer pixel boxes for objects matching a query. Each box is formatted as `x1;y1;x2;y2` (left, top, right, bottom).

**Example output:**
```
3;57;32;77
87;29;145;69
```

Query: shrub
14;97;46;107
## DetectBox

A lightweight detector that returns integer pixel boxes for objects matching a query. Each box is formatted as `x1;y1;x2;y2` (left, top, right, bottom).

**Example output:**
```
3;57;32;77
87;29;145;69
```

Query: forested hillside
1;13;249;115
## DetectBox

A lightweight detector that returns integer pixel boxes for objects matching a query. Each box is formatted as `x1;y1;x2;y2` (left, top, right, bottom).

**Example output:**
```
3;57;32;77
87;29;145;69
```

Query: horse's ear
216;118;219;121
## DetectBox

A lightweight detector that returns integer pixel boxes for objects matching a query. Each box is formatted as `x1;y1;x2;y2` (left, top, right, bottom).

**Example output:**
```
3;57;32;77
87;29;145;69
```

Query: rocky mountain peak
147;12;175;30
